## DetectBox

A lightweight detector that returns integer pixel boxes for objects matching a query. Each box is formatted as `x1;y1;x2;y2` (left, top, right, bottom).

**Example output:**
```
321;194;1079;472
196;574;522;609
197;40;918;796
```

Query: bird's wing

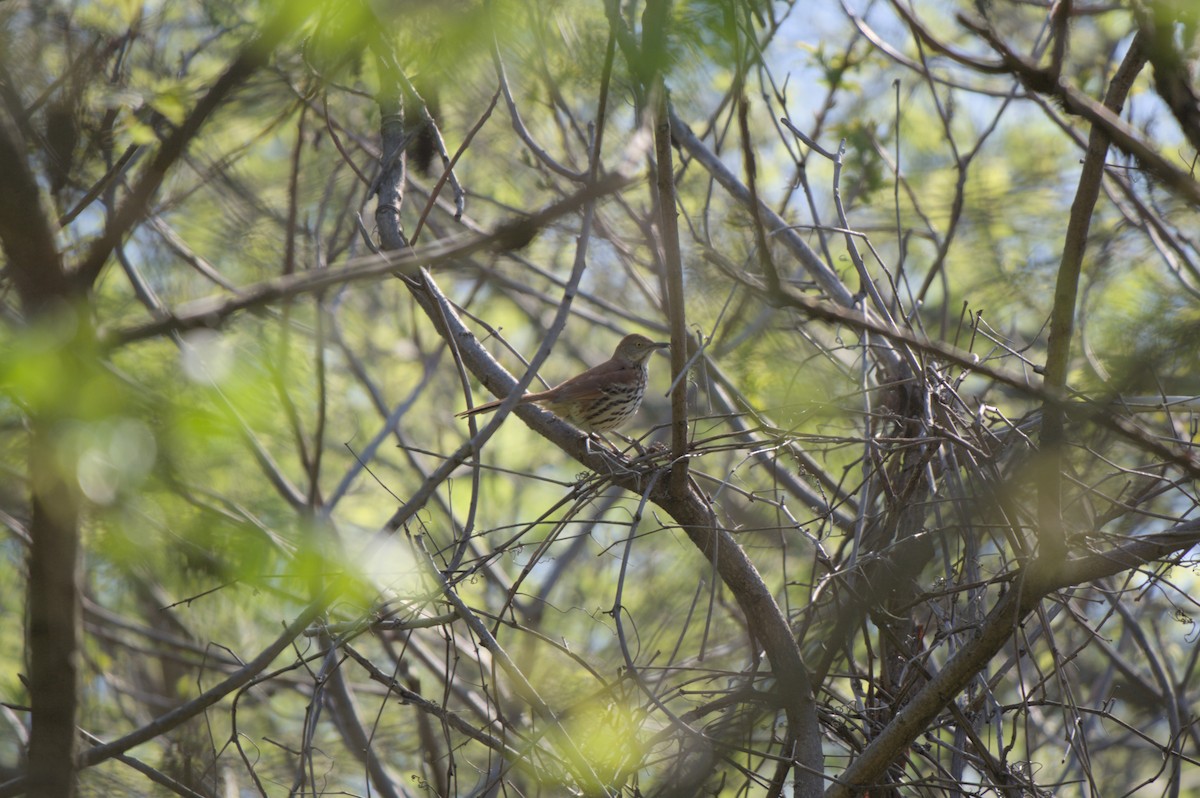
541;360;633;402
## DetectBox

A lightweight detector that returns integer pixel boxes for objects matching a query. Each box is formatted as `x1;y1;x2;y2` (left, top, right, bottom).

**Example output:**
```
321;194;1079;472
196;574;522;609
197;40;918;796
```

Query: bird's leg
611;431;648;457
583;432;624;456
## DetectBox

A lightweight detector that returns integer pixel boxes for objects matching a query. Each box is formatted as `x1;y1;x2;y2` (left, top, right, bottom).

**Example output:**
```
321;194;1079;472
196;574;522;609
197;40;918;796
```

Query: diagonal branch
825;520;1200;797
104;172;633;348
1134;0;1200;155
955;14;1200;206
398;269;825;796
0;593;330;797
71;0;321;290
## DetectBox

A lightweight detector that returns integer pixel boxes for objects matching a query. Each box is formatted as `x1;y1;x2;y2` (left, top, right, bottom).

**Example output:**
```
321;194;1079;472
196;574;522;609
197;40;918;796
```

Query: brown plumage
457;333;669;432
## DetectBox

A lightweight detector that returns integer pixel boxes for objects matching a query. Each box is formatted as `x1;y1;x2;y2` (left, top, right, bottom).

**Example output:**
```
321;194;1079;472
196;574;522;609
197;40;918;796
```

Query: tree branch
71;0;321;290
399;268;825;797
1038;32;1148;563
826;520;1200;796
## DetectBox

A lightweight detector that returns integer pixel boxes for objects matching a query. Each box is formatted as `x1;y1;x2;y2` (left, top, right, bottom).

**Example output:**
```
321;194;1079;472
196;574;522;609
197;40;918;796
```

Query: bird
456;333;670;433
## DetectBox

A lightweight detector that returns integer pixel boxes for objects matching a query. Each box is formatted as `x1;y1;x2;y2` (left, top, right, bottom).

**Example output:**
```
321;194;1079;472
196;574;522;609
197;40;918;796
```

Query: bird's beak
654;341;670;349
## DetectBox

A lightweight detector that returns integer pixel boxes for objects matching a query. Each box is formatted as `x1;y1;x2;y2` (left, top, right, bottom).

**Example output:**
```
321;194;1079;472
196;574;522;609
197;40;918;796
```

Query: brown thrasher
456;333;669;432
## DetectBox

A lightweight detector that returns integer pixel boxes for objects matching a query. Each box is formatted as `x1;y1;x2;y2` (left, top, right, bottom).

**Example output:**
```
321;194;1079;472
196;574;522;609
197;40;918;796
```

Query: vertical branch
414;536;607;792
24;427;82;798
1038;34;1147;563
320;642;404;798
276;106;314;489
641;0;690;494
373;49;408;253
0;102;81;798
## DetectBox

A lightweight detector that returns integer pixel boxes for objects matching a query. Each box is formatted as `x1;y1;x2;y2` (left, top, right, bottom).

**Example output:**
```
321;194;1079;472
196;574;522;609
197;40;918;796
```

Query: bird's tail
455;399;505;418
456;390;546;419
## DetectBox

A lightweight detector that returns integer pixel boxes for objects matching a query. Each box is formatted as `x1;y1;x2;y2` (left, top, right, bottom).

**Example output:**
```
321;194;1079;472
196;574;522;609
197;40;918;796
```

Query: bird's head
615;333;670;364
